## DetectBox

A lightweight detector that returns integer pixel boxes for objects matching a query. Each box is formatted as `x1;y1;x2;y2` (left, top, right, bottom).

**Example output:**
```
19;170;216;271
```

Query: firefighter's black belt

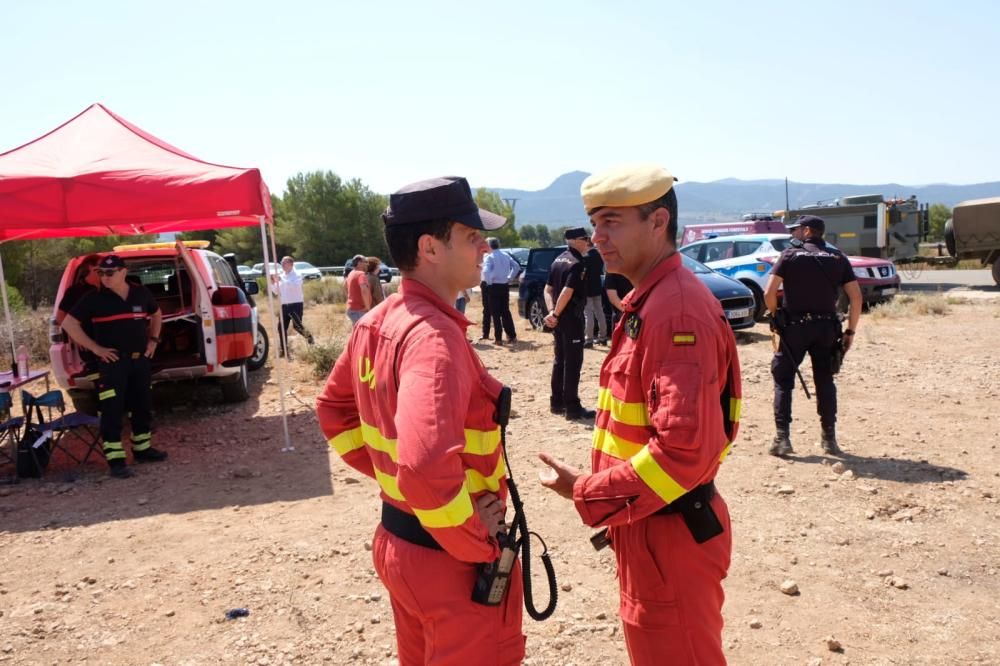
653;481;724;544
381;502;443;551
787;312;840;325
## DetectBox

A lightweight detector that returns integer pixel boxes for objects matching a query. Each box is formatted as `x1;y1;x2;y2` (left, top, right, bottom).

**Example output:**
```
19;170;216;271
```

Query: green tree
535;225;553;247
474;189;520;247
279;171;388;266
928;203;951;241
519;225;537;242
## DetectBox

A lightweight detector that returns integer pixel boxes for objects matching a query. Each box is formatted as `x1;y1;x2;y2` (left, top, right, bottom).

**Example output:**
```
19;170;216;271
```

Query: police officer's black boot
821;426;843;456
549;398;564;416
768;427;793;457
108;459;134;479
565;403;596;421
134;447;168;463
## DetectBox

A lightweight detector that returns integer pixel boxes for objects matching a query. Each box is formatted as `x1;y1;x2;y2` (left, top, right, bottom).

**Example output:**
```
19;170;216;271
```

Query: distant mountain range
491;172;1000;228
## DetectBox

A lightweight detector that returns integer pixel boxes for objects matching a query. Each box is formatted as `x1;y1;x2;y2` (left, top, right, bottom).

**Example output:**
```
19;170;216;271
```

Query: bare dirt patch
2;296;999;665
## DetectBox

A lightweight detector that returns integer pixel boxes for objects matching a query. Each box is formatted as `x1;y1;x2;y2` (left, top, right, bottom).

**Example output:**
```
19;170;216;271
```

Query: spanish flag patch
672;332;696;345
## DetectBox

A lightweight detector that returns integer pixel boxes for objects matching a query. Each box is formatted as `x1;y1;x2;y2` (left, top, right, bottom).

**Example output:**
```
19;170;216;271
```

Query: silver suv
50;241;269;412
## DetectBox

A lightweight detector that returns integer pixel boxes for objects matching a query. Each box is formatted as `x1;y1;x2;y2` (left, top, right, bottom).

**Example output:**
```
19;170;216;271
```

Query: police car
679;233;900;318
50;241;269;412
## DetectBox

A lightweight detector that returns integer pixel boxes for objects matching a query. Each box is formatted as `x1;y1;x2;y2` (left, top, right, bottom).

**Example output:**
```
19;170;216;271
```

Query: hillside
491;173;1000;228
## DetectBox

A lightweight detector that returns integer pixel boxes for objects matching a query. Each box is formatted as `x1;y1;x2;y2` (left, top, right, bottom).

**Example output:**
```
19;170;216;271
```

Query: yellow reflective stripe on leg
103;441;126;460
373;467;405;502
592;426;645;461
132;440;151;452
132;432;151;443
597;388;650;427
466;455;506;493
412;487;475;529
328;427;364;456
630;447;687;504
729;398;742;423
99;389;117;401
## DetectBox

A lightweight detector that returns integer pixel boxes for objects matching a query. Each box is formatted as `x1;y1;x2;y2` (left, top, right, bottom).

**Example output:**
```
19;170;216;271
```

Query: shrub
304;279;346;305
299;338;345;379
9;306;52;364
869;293;951;319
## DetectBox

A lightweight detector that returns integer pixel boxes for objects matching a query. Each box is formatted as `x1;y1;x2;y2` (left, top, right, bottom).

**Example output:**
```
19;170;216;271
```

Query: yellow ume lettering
358;357;376;390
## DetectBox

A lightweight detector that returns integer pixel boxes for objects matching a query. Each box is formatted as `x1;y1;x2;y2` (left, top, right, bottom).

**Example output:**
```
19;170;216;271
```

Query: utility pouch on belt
655;482;724;544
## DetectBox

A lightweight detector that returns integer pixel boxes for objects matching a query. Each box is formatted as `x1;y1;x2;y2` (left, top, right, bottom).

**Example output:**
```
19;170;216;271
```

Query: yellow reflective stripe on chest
597;388;649;427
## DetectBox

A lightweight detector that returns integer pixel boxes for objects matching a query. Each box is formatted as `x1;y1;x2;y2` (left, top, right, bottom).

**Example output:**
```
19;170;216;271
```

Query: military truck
945;197;1000;285
785;194;928;261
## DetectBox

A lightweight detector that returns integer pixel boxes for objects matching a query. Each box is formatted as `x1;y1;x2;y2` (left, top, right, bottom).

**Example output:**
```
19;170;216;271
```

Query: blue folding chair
21;389;103;468
0;392;25;473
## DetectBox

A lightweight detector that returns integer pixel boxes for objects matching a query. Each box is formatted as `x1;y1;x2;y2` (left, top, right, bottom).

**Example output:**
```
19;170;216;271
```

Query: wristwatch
843;329;855;336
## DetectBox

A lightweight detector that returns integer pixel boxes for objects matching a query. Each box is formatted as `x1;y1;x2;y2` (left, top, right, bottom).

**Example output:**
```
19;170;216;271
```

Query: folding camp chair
0;391;25;473
21;389;103;469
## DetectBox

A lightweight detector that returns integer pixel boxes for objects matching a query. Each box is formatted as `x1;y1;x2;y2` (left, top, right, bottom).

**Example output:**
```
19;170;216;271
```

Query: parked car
293;261;322;280
517;246;756;332
51;241;269;412
343;257;393;283
252;262;282;279
679;233;900;316
237;264;262;279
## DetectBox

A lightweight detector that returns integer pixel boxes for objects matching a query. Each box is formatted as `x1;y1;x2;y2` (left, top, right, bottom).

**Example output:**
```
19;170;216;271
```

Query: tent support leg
0;245;16;365
259;215;294;453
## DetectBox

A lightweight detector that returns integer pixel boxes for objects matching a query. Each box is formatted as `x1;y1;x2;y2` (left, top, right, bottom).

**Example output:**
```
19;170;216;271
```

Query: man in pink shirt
345;254;372;327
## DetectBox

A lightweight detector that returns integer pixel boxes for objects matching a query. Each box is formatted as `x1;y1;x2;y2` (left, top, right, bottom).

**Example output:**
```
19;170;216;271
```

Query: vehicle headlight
853;267;869;278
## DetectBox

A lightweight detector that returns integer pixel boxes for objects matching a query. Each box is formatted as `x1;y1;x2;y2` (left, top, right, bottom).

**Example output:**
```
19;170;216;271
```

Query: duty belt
381;502;443;550
787;312;840;325
653;481;724;544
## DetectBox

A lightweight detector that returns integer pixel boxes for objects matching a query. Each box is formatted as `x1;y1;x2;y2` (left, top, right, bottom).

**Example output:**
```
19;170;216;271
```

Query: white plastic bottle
15;345;28;378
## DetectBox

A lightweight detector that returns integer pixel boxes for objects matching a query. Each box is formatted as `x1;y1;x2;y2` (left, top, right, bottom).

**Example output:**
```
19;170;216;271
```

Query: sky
2;0;997;195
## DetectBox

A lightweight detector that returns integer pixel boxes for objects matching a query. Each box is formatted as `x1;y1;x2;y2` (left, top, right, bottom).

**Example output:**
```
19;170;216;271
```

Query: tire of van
220;364;250;403
247;323;269;372
527;296;547;330
992;257;1000;286
742;281;766;321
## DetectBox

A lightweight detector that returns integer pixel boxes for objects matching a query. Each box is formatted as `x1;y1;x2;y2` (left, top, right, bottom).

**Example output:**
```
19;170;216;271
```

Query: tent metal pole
258;215;293;452
0;245;16;364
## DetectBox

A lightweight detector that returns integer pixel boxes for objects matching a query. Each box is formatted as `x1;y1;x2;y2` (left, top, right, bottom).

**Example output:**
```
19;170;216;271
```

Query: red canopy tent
0;104;294;449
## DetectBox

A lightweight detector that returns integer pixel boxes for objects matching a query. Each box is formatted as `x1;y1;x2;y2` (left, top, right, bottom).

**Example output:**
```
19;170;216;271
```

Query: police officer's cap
580;163;677;215
99;255;126;269
382;176;506;230
793;215;825;233
564;227;589;240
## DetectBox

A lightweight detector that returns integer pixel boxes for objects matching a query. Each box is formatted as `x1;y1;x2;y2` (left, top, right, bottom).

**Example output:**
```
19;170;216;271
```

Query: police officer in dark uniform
763;215;862;457
543;227;595;420
61;255;169;478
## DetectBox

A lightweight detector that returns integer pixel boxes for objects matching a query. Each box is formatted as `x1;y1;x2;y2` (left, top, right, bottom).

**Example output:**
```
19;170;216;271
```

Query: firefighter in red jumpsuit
539;164;743;665
316;176;525;665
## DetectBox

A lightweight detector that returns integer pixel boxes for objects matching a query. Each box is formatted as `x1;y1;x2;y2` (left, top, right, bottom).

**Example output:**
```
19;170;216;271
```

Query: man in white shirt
271;255;315;357
481;238;521;345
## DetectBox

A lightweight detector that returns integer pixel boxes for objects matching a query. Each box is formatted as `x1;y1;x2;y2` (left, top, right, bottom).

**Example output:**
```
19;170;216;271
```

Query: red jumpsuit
317;278;525;666
572;253;742;665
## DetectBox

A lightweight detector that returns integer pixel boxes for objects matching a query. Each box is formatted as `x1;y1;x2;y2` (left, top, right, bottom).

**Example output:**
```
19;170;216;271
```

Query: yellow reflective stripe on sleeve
373;467;405;502
466;455;506;493
361;422;398;461
719;442;732;463
630;447;687;504
99;389;116;401
328;427;364;456
412;487;475;529
729;398;742;423
597;388;650;427
592;427;645;461
463;427;501;456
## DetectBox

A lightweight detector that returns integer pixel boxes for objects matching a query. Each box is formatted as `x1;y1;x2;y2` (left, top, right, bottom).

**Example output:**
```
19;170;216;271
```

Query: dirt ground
2;289;999;665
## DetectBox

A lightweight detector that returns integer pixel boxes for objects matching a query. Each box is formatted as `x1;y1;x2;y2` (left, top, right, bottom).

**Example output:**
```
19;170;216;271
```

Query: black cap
99;254;126;269
382;176;506;230
564;227;589;240
794;215;825;233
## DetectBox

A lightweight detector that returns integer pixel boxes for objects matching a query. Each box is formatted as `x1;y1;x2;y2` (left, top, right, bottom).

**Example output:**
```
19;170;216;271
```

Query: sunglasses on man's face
96;268;121;277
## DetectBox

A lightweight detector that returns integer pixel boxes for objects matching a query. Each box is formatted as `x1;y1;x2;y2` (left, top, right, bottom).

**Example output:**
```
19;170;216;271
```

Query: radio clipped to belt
472;386;558;621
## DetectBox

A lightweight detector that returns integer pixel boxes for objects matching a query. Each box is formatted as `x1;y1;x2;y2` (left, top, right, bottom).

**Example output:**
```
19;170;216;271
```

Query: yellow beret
581;163;676;215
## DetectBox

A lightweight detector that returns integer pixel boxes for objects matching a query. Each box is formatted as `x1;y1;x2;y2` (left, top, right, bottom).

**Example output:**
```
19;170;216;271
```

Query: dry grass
869;293;952;319
9;308;54;364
